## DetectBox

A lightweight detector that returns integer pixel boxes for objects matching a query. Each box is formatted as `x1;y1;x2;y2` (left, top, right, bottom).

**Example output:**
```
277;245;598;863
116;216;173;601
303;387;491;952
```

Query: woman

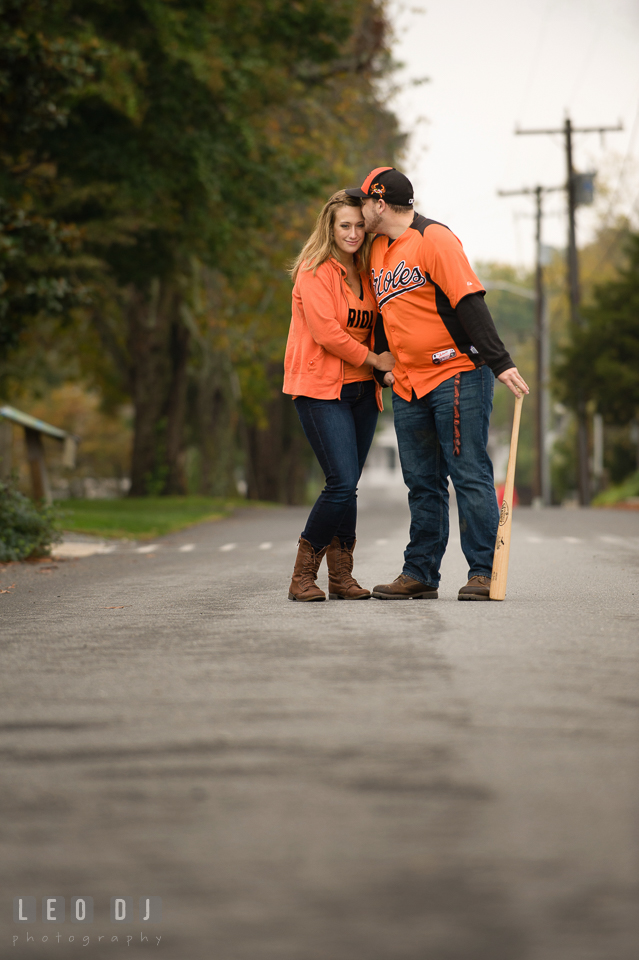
283;190;395;602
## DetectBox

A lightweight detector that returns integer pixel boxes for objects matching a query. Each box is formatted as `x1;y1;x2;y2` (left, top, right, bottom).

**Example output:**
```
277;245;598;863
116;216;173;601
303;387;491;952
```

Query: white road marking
54;531;639;561
51;542;116;558
603;536;639;550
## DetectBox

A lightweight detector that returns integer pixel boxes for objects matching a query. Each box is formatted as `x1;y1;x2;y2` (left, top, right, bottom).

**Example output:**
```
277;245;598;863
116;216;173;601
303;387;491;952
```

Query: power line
601;95;639;221
567;19;606;109
497;184;562;506
515;116;623;506
565;95;639;286
500;0;555;188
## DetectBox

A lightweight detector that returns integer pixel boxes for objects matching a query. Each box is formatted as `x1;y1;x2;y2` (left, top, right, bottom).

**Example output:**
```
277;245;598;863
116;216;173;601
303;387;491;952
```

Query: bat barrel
490;394;524;601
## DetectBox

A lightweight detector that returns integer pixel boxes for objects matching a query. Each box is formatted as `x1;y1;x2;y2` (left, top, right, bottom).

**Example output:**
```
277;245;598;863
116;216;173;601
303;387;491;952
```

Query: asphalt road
1;494;638;960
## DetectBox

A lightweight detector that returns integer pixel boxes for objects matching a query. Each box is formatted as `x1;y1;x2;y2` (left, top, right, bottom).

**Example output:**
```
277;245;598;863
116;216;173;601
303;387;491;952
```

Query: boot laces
331;543;360;588
299;549;321;589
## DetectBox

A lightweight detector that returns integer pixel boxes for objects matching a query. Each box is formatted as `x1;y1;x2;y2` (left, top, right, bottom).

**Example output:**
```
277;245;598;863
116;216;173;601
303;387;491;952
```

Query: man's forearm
372;311;390;385
455;292;514;377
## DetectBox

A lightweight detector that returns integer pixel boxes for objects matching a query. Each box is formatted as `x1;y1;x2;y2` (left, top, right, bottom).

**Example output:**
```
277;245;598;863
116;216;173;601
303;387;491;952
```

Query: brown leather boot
372;573;438;599
327;537;370;600
458;575;491;600
288;538;328;602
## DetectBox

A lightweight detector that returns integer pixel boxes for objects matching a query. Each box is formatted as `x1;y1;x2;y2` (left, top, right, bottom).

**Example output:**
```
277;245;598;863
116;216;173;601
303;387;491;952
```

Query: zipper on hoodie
339;266;350;386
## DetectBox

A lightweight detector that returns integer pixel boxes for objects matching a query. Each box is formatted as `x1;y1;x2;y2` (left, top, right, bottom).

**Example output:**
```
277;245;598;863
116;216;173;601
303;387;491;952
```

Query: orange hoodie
283;258;383;410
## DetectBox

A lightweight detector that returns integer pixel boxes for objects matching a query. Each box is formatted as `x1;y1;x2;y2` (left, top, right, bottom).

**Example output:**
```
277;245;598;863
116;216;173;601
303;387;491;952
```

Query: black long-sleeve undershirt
373;291;514;386
372;309;390;386
455;291;514;376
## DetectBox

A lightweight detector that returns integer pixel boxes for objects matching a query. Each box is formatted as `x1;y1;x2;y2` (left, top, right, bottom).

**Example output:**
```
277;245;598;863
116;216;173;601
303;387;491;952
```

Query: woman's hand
367;350;395;372
383;372;395;387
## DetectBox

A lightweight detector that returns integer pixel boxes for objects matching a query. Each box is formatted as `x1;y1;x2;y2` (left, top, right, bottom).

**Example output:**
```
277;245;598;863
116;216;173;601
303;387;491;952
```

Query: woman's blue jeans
391;365;499;587
294;380;378;551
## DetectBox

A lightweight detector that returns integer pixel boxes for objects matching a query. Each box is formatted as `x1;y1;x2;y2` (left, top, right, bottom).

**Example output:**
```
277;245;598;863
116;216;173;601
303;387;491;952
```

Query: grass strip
56;496;275;540
592;471;639;507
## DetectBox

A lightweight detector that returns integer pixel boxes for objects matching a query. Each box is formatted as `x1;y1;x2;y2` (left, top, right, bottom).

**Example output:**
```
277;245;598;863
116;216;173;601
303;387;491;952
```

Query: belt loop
453;373;461;456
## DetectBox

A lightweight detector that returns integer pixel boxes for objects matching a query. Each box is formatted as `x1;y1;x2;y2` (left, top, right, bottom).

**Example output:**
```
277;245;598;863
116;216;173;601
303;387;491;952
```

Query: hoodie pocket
307;348;323;371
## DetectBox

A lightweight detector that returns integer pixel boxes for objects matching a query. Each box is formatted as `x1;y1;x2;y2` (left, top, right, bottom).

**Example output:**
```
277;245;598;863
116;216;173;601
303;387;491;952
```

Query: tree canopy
556;231;639;425
1;0;403;500
0;0;99;352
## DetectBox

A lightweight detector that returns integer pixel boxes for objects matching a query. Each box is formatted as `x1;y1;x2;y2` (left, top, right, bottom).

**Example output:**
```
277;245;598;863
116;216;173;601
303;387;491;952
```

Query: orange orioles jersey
369;214;485;400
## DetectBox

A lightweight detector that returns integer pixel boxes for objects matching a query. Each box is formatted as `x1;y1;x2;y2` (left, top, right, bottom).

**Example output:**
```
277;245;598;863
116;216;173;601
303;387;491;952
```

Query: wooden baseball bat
490;394;524;601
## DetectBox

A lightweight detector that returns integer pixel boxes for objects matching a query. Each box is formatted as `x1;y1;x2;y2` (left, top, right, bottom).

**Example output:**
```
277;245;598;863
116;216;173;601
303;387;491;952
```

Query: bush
0;480;62;561
592;471;639;507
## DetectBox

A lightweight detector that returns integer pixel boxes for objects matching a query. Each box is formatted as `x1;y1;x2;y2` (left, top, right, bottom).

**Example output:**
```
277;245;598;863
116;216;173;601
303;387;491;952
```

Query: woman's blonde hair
290;190;373;283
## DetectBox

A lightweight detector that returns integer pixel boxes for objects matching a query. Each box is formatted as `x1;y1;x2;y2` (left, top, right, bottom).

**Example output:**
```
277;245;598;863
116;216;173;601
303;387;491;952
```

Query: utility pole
515;116;622;506
498;184;561;506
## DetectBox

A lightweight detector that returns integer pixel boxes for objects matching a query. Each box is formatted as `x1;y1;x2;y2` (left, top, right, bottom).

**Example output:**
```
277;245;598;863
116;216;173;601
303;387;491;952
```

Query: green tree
50;0;350;494
556;232;639;425
2;1;403;502
51;0;398;495
0;0;97;359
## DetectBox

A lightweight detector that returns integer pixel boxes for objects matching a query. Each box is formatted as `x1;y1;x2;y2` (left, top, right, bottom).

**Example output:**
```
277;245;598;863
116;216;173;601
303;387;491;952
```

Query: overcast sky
388;0;639;270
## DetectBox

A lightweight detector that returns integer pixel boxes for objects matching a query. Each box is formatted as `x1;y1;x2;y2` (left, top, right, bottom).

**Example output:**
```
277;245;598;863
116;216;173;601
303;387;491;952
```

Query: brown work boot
327;537;370;600
288;538;328;602
458;575;491;601
372;573;438;600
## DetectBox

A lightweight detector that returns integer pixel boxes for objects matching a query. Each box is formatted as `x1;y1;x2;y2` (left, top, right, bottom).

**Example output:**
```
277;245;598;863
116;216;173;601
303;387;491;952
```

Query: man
345;167;529;600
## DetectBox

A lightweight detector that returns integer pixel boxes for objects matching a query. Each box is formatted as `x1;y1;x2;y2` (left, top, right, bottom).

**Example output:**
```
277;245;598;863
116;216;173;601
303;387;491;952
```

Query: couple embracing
283;168;528;603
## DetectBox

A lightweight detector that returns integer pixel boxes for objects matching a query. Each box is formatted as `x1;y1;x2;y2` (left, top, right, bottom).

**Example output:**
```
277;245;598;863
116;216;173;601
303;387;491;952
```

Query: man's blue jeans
392;365;499;587
294;380;378;550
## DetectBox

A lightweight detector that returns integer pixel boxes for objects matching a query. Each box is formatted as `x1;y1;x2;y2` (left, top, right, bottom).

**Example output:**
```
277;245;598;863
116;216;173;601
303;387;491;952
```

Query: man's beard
364;209;382;233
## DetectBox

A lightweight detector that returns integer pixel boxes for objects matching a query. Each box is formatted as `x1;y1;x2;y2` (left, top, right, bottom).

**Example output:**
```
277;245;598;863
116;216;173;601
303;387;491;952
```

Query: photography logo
13;897;162;948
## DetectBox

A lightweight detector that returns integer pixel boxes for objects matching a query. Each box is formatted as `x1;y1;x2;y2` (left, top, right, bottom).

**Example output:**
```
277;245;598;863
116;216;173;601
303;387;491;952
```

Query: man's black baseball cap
345;167;414;205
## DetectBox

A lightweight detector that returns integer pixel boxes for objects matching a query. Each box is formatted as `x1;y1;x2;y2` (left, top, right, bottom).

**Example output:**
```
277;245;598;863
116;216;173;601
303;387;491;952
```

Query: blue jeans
392;366;499;586
294;380;378;550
